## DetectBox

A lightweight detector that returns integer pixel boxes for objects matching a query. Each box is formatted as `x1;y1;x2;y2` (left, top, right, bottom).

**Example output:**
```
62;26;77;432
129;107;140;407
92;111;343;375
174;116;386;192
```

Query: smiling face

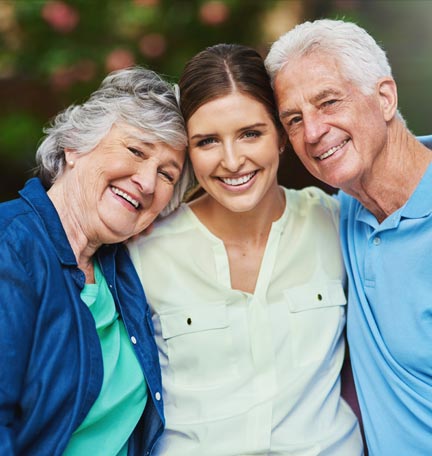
187;91;283;214
61;123;185;244
274;52;395;191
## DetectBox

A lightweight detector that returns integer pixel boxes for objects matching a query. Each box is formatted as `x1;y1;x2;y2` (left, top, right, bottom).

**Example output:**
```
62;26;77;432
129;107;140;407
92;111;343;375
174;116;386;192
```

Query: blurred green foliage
1;0;283;200
1;0;431;201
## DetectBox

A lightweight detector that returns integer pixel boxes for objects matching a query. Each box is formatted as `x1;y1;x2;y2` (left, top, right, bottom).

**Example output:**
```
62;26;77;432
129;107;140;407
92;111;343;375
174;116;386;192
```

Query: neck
190;184;285;244
48;181;99;274
342;125;432;223
190;184;285;294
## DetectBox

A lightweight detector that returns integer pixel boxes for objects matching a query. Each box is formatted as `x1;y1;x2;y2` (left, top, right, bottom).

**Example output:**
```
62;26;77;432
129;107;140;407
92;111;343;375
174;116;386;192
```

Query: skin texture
187;91;285;293
48;123;185;279
187;92;283;215
274;52;395;193
273;51;432;222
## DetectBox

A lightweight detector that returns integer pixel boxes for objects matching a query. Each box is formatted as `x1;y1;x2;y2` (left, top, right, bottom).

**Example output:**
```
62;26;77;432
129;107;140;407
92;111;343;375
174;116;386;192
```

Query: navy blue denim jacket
0;178;164;455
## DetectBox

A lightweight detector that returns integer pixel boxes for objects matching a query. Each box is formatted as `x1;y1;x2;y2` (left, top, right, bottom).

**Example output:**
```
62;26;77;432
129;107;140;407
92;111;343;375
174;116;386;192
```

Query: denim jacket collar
19;178;78;266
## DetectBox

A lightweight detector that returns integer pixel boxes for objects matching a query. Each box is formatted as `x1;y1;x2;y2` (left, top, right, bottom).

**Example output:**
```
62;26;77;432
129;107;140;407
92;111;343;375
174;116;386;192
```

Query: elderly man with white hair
266;18;432;456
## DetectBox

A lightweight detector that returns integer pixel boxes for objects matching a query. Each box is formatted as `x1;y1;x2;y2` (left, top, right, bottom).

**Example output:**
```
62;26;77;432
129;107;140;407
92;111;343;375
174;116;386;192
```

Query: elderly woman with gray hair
0;66;193;456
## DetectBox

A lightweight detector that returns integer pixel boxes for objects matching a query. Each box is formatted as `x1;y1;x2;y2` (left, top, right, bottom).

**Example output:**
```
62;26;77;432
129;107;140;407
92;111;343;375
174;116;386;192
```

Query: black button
187;317;192;325
317;294;323;301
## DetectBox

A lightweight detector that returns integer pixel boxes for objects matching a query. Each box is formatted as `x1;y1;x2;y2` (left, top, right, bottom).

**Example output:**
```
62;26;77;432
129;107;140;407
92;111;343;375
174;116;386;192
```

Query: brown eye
158;170;174;183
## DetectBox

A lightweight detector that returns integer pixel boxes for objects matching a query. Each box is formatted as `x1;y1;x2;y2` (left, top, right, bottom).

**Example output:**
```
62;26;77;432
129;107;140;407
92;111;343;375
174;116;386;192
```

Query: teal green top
63;260;148;456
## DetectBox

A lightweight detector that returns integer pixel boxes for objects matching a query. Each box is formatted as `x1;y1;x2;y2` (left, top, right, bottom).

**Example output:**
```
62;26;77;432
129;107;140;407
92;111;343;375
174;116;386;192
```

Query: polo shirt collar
356;161;432;229
401;161;432;219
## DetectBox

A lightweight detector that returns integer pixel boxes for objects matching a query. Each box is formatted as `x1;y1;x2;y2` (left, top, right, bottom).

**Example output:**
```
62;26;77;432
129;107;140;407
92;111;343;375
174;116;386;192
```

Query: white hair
265;19;393;95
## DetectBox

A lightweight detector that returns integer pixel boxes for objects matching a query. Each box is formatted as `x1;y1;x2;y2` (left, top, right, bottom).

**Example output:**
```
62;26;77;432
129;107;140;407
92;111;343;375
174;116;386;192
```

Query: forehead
188;92;272;129
101;123;185;162
274;53;351;106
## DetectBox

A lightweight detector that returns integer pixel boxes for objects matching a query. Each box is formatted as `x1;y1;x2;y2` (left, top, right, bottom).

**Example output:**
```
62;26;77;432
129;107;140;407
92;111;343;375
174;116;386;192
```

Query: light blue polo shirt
339;163;432;455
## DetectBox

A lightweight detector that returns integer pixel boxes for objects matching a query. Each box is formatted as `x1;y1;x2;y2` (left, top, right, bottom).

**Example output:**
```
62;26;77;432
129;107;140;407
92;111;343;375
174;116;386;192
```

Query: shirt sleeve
0;241;38;455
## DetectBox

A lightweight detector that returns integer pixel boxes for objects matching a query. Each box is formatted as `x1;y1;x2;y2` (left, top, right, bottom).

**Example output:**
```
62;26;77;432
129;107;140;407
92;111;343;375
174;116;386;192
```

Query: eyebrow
166;159;183;173
280;108;299;120
311;88;342;104
280;88;343;120
189;122;268;140
128;133;156;148
128;134;183;172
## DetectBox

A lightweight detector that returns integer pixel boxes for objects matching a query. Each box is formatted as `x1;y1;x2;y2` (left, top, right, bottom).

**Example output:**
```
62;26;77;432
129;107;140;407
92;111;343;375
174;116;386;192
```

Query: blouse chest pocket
283;280;347;367
159;303;239;388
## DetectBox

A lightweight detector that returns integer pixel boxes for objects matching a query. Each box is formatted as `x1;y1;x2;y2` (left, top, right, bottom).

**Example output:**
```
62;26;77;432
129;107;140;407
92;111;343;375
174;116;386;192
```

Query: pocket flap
284;280;347;313
160;303;228;339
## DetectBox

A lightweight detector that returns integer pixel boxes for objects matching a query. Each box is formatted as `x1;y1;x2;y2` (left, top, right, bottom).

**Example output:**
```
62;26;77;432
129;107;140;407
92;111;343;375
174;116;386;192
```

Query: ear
376;77;398;121
64;147;80;160
278;131;289;154
64;148;80;169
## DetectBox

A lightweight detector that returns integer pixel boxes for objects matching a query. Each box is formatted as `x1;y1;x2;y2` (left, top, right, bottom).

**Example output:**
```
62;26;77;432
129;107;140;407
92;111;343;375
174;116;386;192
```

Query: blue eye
322;99;338;107
288;116;302;126
128;147;143;157
243;130;261;138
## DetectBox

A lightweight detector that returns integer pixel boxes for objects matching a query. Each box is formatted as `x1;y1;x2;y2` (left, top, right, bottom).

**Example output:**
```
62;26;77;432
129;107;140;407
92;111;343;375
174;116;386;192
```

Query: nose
132;163;157;195
303;111;329;144
220;142;245;172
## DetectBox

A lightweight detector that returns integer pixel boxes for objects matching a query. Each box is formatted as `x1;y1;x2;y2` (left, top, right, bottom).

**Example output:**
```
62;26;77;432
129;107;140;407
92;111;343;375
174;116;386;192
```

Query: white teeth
319;139;348;160
221;172;255;186
111;187;139;208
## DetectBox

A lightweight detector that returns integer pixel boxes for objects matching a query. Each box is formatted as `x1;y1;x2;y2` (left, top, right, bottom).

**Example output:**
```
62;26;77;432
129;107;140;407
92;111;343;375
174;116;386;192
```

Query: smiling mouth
318;139;349;160
219;171;257;186
111;186;140;209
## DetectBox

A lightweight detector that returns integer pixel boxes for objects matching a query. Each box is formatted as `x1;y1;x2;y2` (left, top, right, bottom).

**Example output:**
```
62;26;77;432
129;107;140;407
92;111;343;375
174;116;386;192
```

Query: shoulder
128;204;194;261
0;197;38;247
337;190;360;221
135;204;193;244
283;186;340;216
0;179;50;244
0;197;31;228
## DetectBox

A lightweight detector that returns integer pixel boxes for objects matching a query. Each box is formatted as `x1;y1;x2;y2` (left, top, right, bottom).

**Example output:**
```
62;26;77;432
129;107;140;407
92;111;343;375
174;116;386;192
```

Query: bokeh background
1;0;431;201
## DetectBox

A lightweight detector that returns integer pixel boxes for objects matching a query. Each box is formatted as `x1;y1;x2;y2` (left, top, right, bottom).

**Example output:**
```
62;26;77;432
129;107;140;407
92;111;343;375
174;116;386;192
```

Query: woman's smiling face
64;123;185;244
187;91;283;214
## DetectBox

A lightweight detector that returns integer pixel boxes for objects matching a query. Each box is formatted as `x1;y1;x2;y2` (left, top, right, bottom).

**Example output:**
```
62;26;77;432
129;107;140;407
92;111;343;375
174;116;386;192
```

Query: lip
216;170;258;191
316;139;349;161
110;186;142;212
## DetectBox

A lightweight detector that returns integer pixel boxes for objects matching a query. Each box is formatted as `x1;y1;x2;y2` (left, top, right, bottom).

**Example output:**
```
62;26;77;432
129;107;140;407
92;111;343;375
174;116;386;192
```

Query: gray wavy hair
36;66;194;216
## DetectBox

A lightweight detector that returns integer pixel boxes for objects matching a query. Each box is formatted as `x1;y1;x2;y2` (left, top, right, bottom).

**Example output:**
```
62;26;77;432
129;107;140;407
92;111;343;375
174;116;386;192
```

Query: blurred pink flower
139;33;166;59
50;66;75;91
199;1;229;26
50;60;97;91
42;1;79;34
134;0;159;6
74;59;97;82
105;48;135;72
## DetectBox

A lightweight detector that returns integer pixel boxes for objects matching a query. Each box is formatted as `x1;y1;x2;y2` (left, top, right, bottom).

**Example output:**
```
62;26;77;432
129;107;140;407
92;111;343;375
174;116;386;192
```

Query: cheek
285;130;303;152
154;183;175;207
190;155;213;179
262;150;281;172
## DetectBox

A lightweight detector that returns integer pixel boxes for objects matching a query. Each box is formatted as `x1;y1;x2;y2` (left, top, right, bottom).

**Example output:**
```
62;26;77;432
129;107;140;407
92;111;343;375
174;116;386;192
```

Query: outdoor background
1;0;431;202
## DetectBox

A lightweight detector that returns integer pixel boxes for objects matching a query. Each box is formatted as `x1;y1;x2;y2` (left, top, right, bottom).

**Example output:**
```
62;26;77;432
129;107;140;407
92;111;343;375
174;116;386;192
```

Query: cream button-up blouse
129;186;363;456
